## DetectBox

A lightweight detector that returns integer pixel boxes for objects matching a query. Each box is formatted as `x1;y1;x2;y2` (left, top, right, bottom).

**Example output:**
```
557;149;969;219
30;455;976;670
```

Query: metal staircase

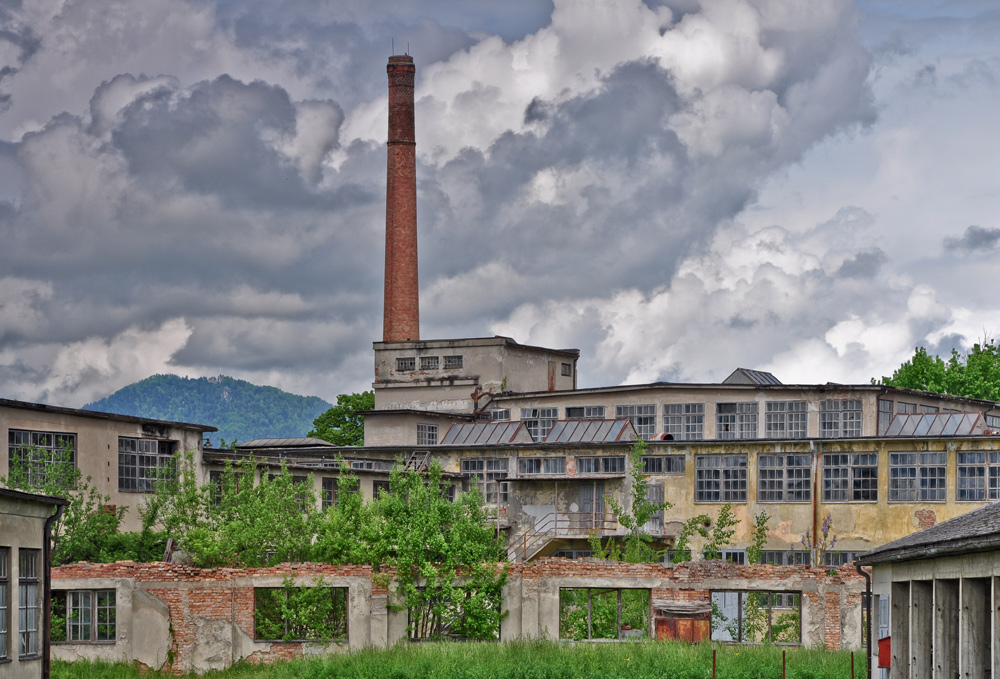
507;512;619;562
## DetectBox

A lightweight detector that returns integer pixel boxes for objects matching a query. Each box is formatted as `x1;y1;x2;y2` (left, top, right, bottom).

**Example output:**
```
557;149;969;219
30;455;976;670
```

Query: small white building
0;487;68;679
858;501;1000;679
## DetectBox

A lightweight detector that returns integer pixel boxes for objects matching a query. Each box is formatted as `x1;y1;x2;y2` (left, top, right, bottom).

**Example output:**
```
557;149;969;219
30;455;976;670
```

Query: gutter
855;561;872;679
42;501;66;679
859;535;1000;567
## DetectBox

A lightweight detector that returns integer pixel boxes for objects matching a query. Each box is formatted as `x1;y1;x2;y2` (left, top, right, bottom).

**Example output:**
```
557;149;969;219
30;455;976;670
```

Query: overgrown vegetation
52;640;863;679
140;456;508;640
1;443;164;564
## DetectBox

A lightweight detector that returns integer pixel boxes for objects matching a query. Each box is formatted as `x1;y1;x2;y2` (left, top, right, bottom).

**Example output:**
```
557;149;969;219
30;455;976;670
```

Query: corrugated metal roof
544;419;637;443
722;368;782;386
884;412;987;437
237;437;335;449
440;422;533;445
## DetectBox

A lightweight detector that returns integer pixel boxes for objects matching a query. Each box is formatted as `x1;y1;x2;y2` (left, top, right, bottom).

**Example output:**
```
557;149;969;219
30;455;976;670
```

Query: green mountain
83;374;332;445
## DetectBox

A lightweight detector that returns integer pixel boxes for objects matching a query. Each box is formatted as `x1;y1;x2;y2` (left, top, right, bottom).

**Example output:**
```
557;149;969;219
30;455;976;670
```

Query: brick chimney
383;54;419;342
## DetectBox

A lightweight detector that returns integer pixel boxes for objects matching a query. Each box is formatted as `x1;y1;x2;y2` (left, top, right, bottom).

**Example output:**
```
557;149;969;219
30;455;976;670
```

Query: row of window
395;355;463;372
694;452;988;503
0;547;39;660
8;429;177;494
489;400;865;442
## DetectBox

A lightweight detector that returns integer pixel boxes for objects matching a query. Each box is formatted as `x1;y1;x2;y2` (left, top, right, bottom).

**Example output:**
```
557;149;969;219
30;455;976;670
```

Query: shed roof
237;437;335;449
858;501;1000;565
441;422;533;445
722;368;782;386
883;412;990;437
544;419;637;443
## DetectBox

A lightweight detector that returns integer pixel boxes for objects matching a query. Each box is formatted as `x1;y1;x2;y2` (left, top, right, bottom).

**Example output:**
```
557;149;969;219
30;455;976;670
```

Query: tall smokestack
383;54;419;342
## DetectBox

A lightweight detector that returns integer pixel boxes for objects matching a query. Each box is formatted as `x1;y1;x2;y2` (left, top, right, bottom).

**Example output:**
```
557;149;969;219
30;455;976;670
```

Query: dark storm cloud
836;249;887;279
944;225;1000;252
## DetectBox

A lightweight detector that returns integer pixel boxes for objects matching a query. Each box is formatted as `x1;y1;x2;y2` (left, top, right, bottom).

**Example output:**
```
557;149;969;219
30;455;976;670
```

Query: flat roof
0;398;218;432
0;487;69;507
374;335;580;358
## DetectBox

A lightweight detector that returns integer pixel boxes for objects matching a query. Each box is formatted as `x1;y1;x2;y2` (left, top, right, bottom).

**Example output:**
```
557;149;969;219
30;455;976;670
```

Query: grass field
53;640;865;679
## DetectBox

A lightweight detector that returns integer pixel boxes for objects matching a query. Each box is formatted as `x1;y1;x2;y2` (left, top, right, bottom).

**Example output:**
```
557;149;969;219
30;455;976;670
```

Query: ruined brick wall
53;559;867;673
53;562;378;674
506;559;868;650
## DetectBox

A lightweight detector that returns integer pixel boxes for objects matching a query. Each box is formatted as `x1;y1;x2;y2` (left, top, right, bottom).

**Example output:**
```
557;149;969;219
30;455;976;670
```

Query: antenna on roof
407;42;410;56
392;38;395;55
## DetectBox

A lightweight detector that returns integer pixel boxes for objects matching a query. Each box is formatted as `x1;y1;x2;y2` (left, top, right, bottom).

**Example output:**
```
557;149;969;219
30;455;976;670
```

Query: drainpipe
42;501;66;679
855;562;873;679
811;441;818;564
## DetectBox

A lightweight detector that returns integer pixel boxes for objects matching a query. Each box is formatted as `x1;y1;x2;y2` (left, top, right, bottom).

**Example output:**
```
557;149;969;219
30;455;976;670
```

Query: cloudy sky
1;0;999;406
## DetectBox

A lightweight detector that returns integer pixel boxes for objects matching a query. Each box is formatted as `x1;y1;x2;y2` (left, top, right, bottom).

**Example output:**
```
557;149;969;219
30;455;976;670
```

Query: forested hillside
83;375;332;444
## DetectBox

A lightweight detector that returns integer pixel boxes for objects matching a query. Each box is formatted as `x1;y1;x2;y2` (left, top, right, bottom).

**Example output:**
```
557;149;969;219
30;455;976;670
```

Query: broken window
565;405;605;419
889;452;946;502
819;400;862;438
757;454;811;502
489;409;510;422
662;403;705;440
764;401;807;439
373;480;390;498
51;590;115;643
118;437;175;492
878;399;893;435
641;455;685;474
956;451;1000;501
695;454;747;503
18;549;39;657
576;456;625;474
615;404;656;439
896;401;916;413
0;548;7;660
518;457;565;475
711;590;801;644
553;549;593;559
443;355;463;369
716;402;758;440
520;408;558;441
419;356;439;370
561;363;572;377
8;429;77;488
321;477;337;509
822;551;862;567
396;357;415;372
416;423;438;446
822;453;877;502
461;458;509;503
762;550;811;566
704;549;746;564
559;588;649;640
254;586;348;642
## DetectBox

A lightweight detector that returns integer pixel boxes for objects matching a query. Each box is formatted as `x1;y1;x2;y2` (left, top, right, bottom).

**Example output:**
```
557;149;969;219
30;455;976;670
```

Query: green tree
877;340;1000;401
363;464;508;640
589;438;672;563
309;391;374;446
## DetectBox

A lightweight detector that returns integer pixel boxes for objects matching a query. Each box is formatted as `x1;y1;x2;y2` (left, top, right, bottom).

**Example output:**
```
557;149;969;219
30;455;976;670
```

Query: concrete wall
51;559;866;674
1;404;207;532
373;337;578;412
870;550;1000;679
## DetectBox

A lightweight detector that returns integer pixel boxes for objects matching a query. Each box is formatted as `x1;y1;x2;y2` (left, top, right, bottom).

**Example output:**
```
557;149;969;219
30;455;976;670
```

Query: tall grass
54;641;863;679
